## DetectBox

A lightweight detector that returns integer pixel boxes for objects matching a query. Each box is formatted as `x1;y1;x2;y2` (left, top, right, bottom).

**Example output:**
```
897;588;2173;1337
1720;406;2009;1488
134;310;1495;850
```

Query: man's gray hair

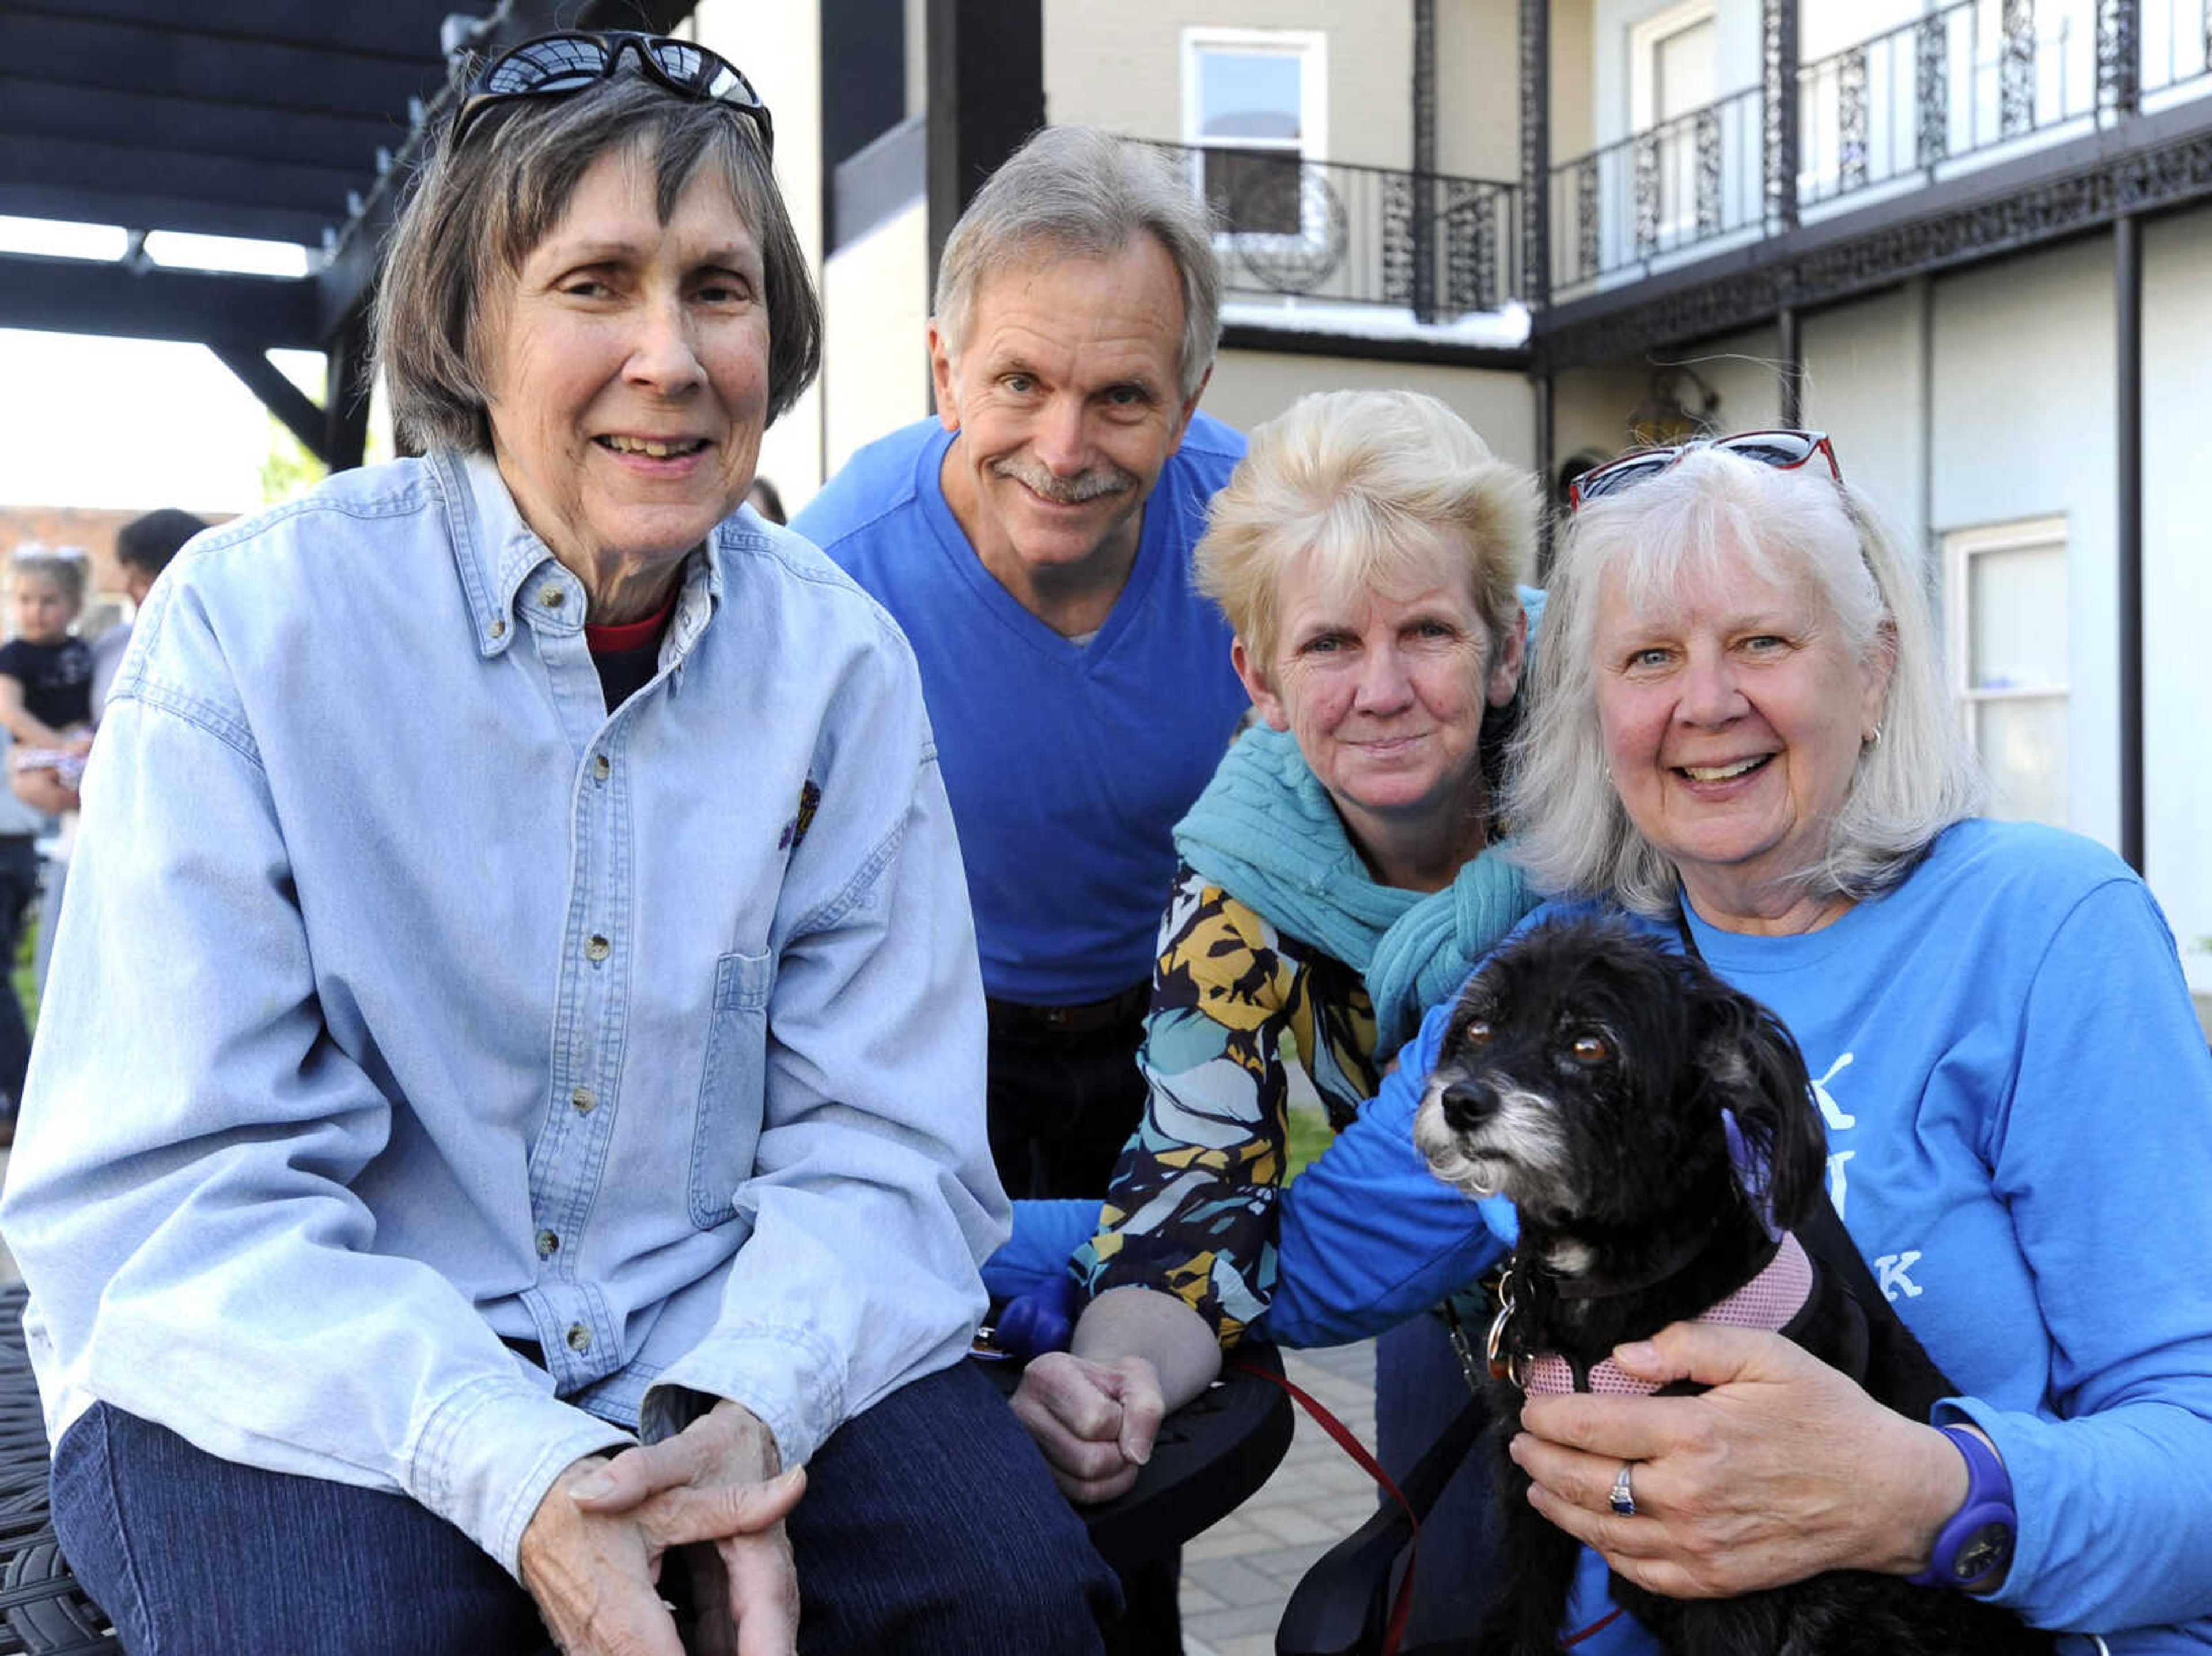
1507;446;1986;915
933;126;1222;401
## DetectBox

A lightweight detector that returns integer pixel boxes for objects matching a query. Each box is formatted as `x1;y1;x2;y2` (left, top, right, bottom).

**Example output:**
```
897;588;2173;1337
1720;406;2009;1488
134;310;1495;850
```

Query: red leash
1225;1353;1632;1654
1226;1352;1424;1656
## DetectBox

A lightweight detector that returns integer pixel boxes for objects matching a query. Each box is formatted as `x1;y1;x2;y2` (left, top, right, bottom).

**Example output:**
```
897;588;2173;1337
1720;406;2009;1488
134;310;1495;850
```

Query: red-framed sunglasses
452;31;774;158
1566;430;1842;513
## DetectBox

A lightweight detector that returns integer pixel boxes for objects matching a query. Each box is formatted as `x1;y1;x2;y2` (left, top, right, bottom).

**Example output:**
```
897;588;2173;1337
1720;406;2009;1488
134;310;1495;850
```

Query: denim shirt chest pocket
692;946;776;1228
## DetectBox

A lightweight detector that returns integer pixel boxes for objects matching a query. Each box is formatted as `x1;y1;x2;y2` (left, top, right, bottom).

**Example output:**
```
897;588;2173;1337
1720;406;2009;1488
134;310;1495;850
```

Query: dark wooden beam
210;344;328;460
924;0;1044;296
0;253;321;350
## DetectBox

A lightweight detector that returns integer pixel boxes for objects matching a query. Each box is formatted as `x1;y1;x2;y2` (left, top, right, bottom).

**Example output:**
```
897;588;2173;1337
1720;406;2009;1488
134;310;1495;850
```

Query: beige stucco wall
1435;0;1523;183
1046;0;1415;171
1551;0;1598;163
1204;349;1536;469
813;200;937;509
691;0;827;498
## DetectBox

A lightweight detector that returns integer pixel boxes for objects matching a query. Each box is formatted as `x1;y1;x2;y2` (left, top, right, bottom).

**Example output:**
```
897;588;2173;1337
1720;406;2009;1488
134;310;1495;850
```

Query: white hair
1508;445;1986;915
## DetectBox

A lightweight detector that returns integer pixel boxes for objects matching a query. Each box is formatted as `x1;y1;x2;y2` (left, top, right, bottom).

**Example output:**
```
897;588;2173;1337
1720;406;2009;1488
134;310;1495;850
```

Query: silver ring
1609;1460;1637;1518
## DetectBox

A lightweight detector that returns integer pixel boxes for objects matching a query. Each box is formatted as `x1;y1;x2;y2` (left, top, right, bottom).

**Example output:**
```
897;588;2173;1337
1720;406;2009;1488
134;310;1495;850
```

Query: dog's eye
1569;1034;1610;1064
1460;1018;1493;1046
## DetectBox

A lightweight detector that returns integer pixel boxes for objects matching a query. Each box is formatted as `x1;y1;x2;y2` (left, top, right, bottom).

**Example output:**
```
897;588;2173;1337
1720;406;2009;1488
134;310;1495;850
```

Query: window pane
1968;544;2066;691
1199;50;1304;142
1654;18;1716;123
1205;147;1303;236
1977;696;2067;827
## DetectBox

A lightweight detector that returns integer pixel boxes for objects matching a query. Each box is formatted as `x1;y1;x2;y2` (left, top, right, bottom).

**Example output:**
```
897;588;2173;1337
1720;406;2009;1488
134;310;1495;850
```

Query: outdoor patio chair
976;1339;1297;1575
0;1284;118;1655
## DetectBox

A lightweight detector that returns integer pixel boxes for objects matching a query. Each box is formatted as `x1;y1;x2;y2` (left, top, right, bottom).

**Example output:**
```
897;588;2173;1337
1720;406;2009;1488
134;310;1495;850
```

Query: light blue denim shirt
0;451;1009;1576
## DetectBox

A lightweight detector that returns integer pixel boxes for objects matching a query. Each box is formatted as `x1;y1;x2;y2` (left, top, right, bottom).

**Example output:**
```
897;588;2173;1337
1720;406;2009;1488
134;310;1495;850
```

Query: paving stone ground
1179;1339;1379;1656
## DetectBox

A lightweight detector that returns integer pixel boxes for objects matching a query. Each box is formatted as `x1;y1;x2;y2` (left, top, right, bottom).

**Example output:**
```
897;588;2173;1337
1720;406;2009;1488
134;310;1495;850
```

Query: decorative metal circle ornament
1230;162;1349;295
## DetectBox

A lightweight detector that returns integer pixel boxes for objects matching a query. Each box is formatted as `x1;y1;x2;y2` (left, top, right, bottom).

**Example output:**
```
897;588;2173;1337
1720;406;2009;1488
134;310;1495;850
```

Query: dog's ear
1690;979;1828;1232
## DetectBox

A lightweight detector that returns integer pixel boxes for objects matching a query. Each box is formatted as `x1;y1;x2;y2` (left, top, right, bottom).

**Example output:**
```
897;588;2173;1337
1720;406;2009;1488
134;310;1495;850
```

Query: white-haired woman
1267;431;2212;1651
1006;388;1544;1643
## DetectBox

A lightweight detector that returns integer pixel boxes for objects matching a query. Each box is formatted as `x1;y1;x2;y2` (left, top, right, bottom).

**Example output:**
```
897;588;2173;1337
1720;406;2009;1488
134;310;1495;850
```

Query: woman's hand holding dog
522;1399;807;1656
1510;1321;1972;1598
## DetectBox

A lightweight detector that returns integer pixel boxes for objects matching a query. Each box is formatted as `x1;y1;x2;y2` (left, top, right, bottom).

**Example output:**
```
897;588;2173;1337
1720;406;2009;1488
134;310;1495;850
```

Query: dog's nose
1440;1080;1495;1133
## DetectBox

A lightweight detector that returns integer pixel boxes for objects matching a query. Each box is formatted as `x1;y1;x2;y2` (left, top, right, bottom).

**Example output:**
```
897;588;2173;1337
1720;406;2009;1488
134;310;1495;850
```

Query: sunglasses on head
452;31;774;158
1566;430;1841;513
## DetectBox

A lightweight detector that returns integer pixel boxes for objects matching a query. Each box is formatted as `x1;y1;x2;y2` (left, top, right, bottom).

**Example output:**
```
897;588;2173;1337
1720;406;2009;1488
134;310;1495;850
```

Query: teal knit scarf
1171;723;1537;1054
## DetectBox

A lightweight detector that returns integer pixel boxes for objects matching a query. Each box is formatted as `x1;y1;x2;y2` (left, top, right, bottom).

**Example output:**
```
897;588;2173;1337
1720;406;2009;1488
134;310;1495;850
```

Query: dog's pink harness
1517;1230;1815;1397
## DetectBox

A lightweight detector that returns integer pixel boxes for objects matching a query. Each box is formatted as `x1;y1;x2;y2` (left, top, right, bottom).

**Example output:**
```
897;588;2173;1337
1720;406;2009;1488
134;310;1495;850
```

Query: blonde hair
1508;444;1985;914
1195;389;1537;672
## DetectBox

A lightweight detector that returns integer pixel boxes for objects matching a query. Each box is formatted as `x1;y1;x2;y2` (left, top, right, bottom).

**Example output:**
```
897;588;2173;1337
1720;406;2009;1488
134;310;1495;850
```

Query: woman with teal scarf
1006;389;1542;1645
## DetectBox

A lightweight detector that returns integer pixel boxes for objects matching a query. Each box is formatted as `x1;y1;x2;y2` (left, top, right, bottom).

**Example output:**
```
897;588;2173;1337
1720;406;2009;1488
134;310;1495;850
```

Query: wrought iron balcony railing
1145;142;1522;322
1550;0;2212;294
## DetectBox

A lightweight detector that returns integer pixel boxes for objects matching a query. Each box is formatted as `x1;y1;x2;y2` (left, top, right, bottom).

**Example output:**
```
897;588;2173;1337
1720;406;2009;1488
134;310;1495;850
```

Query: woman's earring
1863;724;1883;747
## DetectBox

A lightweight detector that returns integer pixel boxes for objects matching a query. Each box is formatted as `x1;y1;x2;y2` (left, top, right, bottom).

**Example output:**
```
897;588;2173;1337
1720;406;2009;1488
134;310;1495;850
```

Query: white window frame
1628;0;1717;131
1945;514;2070;826
1180;28;1330;253
1626;0;1718;244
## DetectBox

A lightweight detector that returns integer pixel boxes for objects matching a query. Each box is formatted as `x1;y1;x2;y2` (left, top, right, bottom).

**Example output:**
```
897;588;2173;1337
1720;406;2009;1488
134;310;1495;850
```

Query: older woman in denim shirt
0;33;1112;1656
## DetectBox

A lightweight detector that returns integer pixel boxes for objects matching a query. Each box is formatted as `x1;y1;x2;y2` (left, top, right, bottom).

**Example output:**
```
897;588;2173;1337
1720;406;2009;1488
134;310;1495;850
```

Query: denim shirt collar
432;448;725;666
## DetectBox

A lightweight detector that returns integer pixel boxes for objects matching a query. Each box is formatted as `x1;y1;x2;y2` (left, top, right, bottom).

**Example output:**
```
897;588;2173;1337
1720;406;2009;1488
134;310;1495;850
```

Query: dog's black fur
1413;915;2053;1656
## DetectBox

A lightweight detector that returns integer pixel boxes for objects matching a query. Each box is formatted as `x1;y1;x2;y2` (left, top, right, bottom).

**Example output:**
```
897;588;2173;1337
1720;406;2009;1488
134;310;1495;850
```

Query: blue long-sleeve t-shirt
1262;820;2212;1651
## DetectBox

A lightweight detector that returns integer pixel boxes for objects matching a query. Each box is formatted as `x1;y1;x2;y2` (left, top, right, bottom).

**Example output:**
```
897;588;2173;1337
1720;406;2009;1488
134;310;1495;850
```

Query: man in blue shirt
797;126;1250;1206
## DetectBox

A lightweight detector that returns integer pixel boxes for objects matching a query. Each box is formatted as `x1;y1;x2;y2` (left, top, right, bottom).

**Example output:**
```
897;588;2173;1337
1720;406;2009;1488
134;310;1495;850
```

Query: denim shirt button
565;1324;592;1353
585;935;611;962
541;586;565;608
535;1229;559;1258
592;753;611;782
570;1086;596;1113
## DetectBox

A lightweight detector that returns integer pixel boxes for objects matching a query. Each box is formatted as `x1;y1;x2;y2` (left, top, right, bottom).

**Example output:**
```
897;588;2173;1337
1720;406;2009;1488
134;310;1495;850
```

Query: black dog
1412;915;2052;1656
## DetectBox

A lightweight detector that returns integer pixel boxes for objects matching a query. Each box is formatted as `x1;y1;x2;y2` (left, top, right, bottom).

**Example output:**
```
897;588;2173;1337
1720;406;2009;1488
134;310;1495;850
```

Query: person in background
794;126;1249;1206
0;547;94;998
11;510;211;995
0;31;1113;1655
1260;430;2212;1651
745;476;787;525
0;722;43;1143
0;548;94;757
1007;389;1543;1645
90;509;206;710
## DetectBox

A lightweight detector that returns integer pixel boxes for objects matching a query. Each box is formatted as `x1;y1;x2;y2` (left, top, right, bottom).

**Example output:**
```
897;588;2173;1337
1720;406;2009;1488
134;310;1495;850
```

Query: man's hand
566;1400;806;1656
1009;1351;1164;1503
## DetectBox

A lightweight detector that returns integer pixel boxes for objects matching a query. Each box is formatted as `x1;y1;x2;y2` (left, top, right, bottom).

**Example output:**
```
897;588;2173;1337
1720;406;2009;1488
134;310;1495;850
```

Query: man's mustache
990;456;1139;505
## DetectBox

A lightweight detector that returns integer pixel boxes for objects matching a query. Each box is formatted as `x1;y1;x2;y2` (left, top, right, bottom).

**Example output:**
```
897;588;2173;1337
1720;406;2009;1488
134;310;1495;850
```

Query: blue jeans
52;1357;1118;1655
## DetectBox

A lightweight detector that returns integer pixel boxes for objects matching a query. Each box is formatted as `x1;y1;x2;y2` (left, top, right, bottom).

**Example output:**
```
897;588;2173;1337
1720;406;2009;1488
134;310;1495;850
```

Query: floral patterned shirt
1073;862;1382;1344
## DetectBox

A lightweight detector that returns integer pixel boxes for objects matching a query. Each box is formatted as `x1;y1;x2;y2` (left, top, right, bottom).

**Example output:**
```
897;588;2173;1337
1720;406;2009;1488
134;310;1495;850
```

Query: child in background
0;549;95;771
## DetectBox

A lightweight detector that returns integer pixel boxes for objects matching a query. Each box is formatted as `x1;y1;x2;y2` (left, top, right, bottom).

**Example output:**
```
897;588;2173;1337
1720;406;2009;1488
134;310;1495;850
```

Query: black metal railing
1549;86;1764;290
1145;142;1522;320
1548;0;2210;293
